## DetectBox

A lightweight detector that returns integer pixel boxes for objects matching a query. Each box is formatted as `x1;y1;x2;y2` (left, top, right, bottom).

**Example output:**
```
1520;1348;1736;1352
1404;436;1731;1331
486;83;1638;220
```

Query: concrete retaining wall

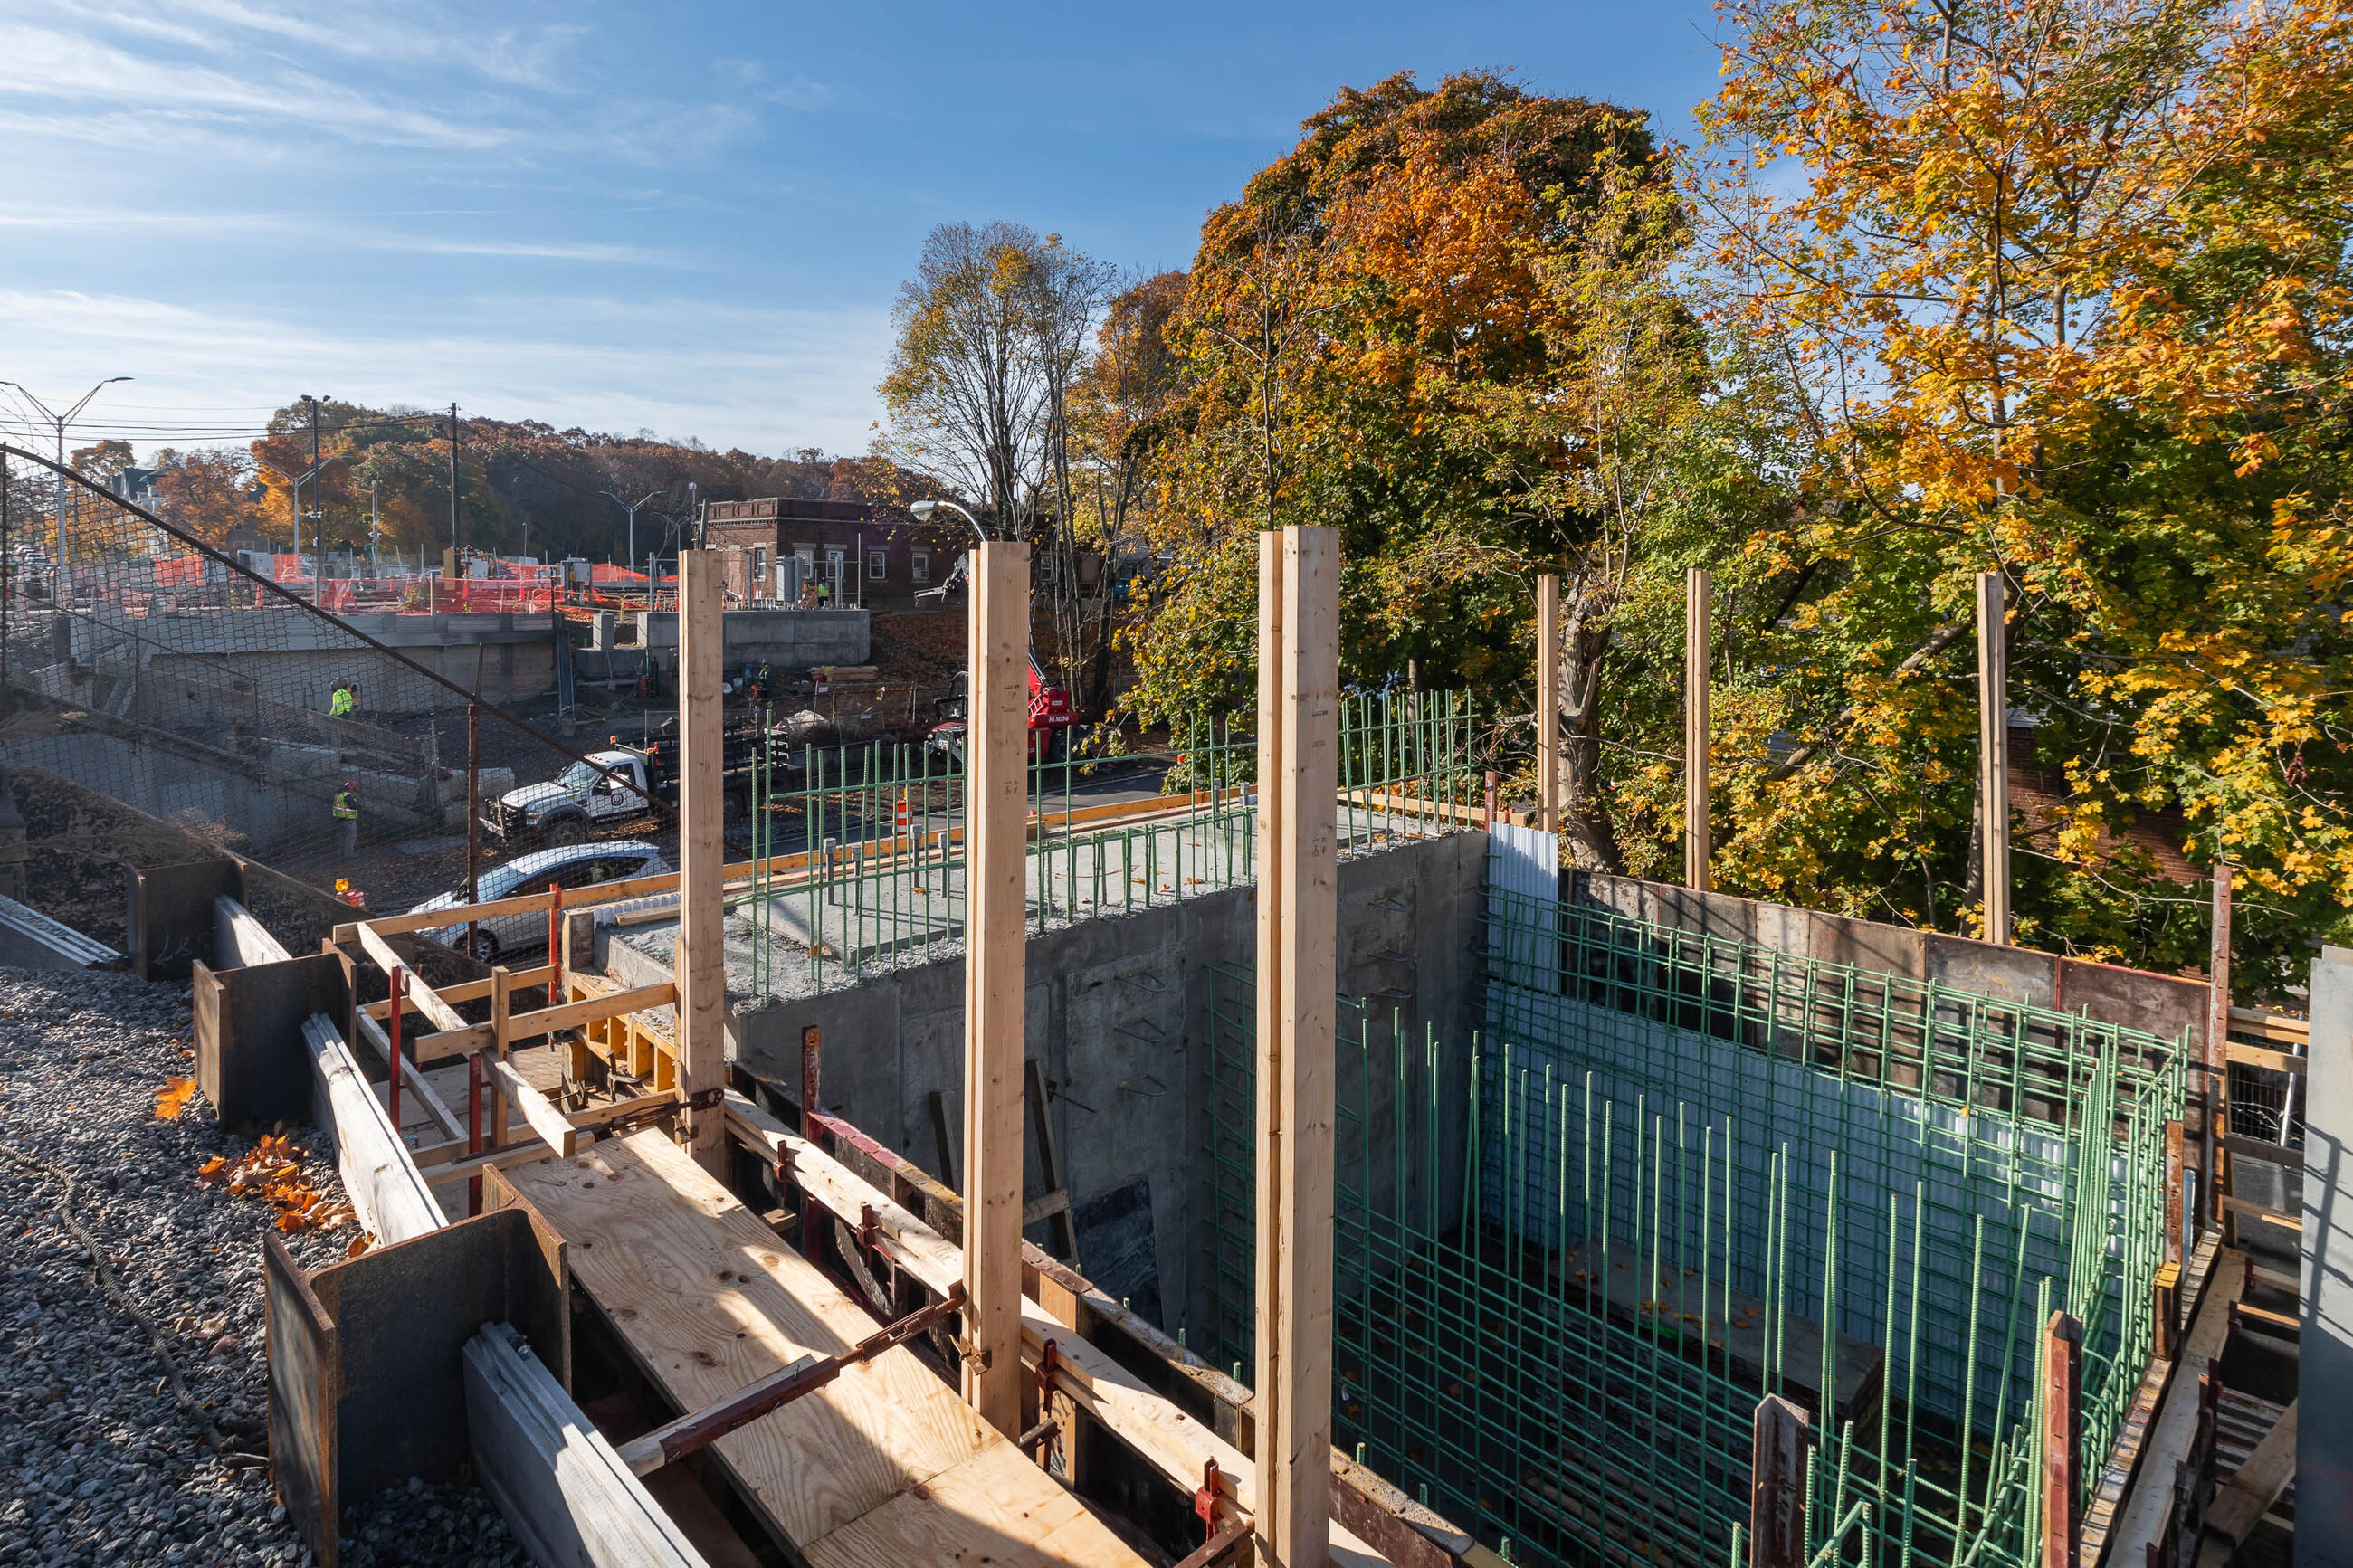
597;827;1491;1337
632;609;869;670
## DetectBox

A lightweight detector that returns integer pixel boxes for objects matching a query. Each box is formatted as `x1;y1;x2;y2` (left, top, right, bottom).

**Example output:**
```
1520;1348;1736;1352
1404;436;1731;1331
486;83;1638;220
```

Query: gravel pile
0;965;523;1567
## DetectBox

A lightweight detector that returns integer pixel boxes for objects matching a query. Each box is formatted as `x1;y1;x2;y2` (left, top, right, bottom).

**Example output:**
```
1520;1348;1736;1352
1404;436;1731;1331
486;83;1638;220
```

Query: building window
794;544;816;570
867;551;887;581
911;549;929;584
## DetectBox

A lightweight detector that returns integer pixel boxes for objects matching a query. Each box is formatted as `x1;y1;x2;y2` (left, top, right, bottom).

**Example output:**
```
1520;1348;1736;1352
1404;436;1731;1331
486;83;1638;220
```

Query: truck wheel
471;929;502;965
723;790;747;825
547;816;588;847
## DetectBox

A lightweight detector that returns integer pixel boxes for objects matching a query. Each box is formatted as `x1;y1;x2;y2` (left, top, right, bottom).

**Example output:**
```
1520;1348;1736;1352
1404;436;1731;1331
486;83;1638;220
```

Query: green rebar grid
1196;865;2185;1568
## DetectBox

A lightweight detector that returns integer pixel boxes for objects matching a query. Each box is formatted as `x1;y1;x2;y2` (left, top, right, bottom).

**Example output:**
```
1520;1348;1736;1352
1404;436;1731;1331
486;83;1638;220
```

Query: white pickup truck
487;724;775;846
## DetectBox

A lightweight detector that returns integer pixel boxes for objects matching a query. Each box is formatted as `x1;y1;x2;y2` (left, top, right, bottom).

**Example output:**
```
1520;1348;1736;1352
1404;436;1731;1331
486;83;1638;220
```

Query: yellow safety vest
332;790;357;821
329;689;355;717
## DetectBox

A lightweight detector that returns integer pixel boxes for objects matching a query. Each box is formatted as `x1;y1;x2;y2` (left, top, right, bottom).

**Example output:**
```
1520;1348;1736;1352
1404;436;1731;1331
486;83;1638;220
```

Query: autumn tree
1697;0;2353;985
1133;71;1683;743
878;222;1111;537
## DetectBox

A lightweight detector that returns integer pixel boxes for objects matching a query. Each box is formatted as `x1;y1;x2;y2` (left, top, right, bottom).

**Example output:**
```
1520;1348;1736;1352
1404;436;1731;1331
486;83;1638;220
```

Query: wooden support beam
2199;1401;2297;1559
1686;565;1710;892
1748;1393;1808;1568
405;980;678;1065
1257;525;1338;1568
1025;1057;1078;1263
1535;574;1560;835
354;923;468;1034
676;548;726;1175
2207;864;2234;1231
484;1050;576;1158
2043;1310;2082;1568
1977;570;2010;944
963;537;1030;1439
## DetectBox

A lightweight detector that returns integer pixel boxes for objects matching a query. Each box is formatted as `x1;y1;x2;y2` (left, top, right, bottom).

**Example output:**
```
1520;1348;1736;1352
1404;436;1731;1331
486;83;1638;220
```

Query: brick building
700;497;970;610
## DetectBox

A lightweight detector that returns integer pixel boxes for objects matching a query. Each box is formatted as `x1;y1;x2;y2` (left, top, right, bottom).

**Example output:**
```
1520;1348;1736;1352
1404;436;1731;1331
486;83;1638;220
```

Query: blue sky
0;0;1727;462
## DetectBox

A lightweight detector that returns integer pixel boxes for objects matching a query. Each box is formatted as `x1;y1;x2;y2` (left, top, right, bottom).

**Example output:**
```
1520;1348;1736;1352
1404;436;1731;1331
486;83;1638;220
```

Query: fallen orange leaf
155;1079;198;1121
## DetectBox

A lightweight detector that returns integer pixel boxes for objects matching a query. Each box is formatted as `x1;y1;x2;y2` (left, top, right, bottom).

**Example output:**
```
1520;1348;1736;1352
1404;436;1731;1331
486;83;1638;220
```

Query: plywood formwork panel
501;1129;1145;1567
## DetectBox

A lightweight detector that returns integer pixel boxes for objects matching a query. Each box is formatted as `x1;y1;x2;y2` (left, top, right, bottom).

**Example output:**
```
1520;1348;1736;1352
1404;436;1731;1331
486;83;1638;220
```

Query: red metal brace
854;1202;880;1259
1032;1339;1063;1469
1176;1458;1249;1568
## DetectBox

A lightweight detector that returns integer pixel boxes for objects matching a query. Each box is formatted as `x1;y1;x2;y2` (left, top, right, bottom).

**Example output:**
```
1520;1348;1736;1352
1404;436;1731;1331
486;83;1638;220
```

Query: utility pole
1;376;132;562
369;480;380;574
304;394;322;595
1977;570;2011;944
448;403;462;557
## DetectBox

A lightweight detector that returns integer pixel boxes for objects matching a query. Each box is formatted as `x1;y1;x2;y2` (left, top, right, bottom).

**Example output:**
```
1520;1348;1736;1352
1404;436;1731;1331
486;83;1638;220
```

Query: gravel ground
0;965;523;1567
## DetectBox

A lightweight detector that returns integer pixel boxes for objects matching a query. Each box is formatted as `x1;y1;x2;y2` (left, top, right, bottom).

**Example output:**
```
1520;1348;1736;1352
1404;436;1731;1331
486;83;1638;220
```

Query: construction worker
329;680;356;718
333;781;358;857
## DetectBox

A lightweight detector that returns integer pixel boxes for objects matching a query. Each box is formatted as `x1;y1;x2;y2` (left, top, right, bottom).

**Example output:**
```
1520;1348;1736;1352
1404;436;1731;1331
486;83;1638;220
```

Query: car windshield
557;761;601;790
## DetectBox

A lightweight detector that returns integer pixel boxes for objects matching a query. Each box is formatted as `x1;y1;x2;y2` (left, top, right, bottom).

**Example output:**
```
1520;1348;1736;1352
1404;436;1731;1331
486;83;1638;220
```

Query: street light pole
602;489;659;575
0;376;132;562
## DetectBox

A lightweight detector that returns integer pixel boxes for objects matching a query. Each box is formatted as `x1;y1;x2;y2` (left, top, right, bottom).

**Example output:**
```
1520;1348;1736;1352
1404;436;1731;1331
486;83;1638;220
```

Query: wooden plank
2107;1248;2246;1563
1688;565;1712;892
486;1052;576;1158
1748;1394;1808;1568
407;981;679;1065
965;537;1031;1438
355;869;682;939
215;895;292;966
722;1091;964;1297
367;965;556;1016
2224;1040;2303;1075
2199;1401;2296;1551
351;1007;465;1145
302;1013;443;1245
801;1435;1128;1568
2221;1195;2300;1233
1536;573;1559;833
2228;1006;2309;1046
1025;1058;1078;1262
732;1092;1399;1565
354;923;470;1034
1977;570;2008;941
462;1321;710;1568
677;548;727;1174
1259;524;1338;1568
503;1131;1144;1565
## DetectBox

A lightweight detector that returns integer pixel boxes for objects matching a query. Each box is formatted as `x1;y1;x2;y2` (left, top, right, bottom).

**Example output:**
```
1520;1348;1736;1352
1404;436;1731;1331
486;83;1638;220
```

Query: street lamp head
909;500;937;520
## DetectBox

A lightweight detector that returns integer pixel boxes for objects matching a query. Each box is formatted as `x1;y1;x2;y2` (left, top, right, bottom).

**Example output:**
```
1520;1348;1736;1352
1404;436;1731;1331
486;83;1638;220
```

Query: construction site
0;444;2338;1568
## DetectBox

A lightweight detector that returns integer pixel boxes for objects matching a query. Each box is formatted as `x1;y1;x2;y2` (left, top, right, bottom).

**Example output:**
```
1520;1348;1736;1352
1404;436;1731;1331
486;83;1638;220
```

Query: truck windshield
558;761;603;790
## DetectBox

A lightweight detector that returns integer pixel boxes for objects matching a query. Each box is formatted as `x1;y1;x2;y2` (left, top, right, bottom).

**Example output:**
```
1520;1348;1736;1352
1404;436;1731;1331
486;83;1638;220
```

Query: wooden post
1686;566;1711;891
1536;574;1560;835
801;1023;823;1263
2205;864;2232;1231
1977;571;2011;944
2042;1310;2082;1568
676;548;727;1174
1748;1393;1809;1568
2158;1117;2185;1358
490;965;510;1148
1255;526;1338;1568
961;537;1030;1438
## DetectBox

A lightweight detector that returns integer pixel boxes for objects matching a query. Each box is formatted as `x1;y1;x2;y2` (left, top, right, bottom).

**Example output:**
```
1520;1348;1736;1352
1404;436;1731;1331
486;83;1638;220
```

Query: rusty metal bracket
1173;1518;1250;1568
614;1283;966;1476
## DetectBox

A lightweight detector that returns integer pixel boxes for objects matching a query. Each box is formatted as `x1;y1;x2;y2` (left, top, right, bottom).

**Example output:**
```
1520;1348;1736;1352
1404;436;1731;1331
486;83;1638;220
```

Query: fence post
1749;1393;1809;1568
2042;1310;2082;1568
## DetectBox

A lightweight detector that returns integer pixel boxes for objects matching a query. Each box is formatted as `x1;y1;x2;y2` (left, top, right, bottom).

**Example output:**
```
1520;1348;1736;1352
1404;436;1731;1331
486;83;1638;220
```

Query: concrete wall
632;609;869;671
597;827;1490;1339
1575;872;2212;1050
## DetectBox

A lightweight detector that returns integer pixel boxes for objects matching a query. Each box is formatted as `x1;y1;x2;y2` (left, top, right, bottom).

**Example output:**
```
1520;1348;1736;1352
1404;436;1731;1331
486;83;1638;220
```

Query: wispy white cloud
0;288;891;457
715;57;837;112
